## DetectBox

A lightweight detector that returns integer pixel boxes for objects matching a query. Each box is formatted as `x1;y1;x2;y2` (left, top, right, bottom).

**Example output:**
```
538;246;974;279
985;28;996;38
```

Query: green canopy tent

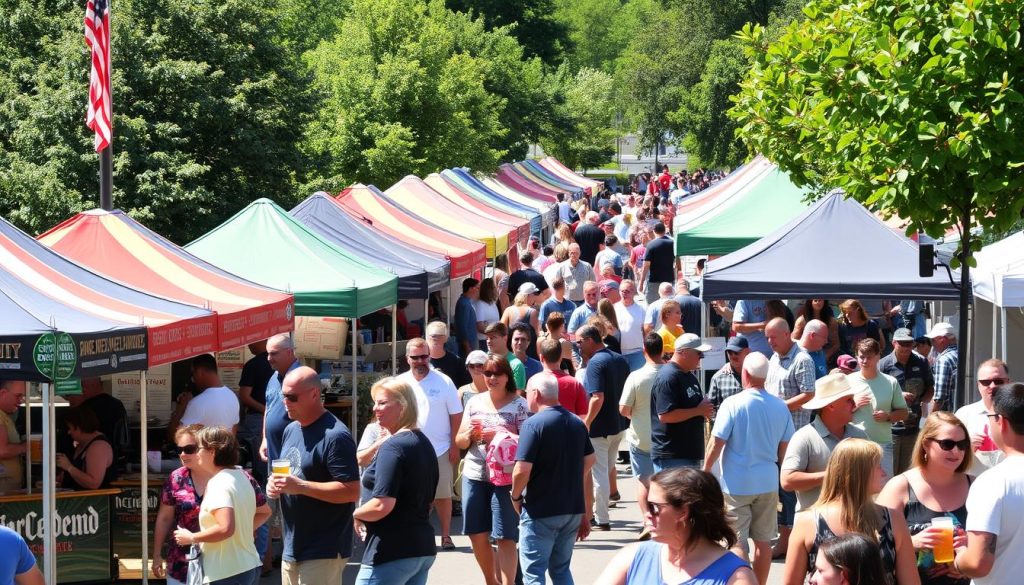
186;198;398;432
674;162;814;256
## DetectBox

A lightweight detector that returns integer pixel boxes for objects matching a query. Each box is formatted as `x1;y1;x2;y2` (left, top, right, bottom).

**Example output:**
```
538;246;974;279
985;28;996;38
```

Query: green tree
303;0;523;191
731;0;1024;400
554;0;631;73
540;67;617;170
445;0;570;65
0;0;310;243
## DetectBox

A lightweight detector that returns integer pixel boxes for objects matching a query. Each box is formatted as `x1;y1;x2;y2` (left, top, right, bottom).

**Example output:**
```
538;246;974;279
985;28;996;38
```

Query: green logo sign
33;332;81;394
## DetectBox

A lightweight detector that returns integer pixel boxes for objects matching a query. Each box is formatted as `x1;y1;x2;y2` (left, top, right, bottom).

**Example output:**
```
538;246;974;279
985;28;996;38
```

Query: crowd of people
3;178;1023;585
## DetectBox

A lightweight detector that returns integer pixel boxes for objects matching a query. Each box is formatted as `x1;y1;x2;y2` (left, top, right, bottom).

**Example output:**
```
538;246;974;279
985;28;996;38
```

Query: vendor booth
537;157;603;195
513;159;588;198
971;231;1024;370
424;172;541;240
445;169;557;232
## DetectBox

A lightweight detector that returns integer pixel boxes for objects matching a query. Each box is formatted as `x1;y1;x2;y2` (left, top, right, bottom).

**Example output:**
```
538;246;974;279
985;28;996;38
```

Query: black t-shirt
516;406;595;519
361;430;439;565
644;236;676;283
279;412;359;561
650;362;705;460
239;351;274;408
574;224;605;265
430;351;471;388
674;294;703;335
507;268;550;300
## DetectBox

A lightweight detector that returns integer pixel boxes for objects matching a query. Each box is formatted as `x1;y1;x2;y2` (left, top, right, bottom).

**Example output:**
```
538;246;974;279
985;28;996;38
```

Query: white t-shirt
965;453;1024;585
398;369;462;456
200;468;259;581
614;302;646;354
181;386;240;429
473;299;500;342
955;400;1005;476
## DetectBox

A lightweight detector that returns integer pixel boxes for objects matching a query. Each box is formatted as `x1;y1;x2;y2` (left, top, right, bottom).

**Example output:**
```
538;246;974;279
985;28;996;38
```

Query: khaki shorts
282;556;347;585
435;452;454;499
725;491;779;551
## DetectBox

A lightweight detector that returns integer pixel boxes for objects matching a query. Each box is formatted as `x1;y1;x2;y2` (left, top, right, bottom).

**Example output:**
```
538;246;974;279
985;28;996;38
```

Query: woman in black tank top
56;407;117;490
877;412;973;585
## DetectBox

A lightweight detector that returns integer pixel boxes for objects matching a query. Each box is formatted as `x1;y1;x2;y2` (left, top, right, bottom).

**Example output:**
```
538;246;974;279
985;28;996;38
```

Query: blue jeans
629;445;654;480
622;351;646;372
778;487;797;528
652;458;701;473
254;523;269;563
210;566;259;585
355;555;435;585
519;510;582;585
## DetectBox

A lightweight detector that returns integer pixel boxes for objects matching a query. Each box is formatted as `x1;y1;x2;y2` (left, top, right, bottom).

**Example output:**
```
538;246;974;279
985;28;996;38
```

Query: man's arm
237;385;264;414
659;399;712;424
510;461;533;504
619;404;633;418
702;437;726;472
584;393;604;430
780;469;825;492
270;475;360;504
955;531;996;579
448;412;463;463
784;392;814;412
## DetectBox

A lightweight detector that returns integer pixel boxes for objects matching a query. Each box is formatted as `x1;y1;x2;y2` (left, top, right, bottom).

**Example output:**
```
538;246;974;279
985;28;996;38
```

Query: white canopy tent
971;231;1024;368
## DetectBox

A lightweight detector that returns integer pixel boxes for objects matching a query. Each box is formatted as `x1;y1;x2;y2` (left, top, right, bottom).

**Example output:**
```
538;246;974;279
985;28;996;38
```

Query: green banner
111;485;160;559
0;493;112;582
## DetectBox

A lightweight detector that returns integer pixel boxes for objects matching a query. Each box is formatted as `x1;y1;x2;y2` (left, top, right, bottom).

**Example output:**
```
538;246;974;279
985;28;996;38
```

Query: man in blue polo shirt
454;278;481;358
579;324;628;531
512;374;596;585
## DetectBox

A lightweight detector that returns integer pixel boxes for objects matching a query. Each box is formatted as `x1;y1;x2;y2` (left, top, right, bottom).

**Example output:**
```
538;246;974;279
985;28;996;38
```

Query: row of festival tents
3;155;598;581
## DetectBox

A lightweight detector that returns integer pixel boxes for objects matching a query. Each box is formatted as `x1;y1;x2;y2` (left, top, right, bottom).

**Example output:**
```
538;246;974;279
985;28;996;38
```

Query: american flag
85;0;112;152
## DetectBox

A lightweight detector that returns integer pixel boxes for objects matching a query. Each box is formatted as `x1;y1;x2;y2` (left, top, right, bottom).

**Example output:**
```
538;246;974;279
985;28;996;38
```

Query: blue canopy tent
446;168;556;232
290;192;451;299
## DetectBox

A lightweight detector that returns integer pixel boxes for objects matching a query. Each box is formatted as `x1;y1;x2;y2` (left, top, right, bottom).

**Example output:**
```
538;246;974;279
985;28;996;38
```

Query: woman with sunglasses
459;350;491;408
878;413;972;584
594;468;756;585
455;355;531;585
782;438;918;585
153;425;269;585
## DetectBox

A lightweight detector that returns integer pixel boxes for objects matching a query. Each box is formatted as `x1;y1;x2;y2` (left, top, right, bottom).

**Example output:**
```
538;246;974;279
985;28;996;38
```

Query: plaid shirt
767;343;817;429
708;363;743;410
932;345;958;404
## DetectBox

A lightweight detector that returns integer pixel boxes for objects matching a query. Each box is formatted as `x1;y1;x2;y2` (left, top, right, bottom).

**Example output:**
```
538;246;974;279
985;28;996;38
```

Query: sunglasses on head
176;444;199;455
929;438;970;452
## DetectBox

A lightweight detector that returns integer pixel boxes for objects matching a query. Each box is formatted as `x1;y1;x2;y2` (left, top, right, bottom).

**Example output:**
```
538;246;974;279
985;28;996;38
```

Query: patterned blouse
160;466;266;582
461;394;531;482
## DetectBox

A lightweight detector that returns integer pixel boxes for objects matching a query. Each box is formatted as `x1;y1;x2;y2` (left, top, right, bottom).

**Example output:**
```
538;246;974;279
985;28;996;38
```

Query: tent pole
24;395;31;494
424;298;430;328
992;305;997;360
351;320;358;433
140;370;150;585
42;381;56;584
391;305;398;375
1001;307;1008;360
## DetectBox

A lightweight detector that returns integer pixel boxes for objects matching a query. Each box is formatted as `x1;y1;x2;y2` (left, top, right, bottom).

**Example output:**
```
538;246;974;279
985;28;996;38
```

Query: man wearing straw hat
780;373;867;512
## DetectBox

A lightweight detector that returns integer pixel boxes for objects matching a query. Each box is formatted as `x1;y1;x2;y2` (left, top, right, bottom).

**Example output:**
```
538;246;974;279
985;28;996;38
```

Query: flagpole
100;146;113;210
86;0;113;210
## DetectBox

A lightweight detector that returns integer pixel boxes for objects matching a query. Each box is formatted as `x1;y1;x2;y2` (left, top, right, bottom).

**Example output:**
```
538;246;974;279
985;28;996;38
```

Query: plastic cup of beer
931;516;955;564
271;459;291;476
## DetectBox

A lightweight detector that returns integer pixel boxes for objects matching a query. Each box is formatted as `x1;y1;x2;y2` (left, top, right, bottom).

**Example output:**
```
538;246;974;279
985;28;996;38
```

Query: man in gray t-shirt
780;373;867;511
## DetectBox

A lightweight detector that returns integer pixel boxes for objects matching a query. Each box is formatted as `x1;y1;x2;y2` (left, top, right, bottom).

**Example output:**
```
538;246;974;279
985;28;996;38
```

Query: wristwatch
511;494;524;502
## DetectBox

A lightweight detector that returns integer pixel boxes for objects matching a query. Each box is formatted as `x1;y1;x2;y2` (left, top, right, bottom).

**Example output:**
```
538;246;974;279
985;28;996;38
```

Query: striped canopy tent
674;158;814;256
290;192;451;299
455;171;558;229
423;172;537;241
383;176;514;258
516;159;589;197
441;168;556;233
185;198;398;318
39;209;294;352
507;161;584;198
336;184;486;278
538;157;603;194
674;156;777;218
495;164;560;203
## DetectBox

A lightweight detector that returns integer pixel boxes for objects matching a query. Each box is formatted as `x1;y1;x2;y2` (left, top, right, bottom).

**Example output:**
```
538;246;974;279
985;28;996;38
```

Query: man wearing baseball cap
649;334;715;472
879;327;935;475
780;373;867;511
927;322;958;411
708;336;750;415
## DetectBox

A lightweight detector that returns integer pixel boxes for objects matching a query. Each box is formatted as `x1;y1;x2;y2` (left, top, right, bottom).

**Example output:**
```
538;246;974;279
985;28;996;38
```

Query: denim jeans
355;555;435;585
622;351;646;372
210;566;259;585
519;510;582;585
652;457;701;473
777;487;797;528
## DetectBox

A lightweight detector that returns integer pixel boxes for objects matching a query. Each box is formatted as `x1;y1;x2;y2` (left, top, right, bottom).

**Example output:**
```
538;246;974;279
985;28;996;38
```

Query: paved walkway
259;463;788;584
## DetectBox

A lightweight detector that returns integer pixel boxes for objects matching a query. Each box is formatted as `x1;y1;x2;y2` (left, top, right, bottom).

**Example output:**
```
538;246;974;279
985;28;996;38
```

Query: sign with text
111;485;160;560
109;364;173;427
294;317;349;360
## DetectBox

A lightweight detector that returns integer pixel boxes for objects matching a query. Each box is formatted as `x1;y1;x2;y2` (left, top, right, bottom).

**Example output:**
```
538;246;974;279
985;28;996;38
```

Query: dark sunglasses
408;354;430;361
645;501;671;516
483;370;504;378
929;438;970;452
281;393;301;402
979;378;1008;387
176;444;199;455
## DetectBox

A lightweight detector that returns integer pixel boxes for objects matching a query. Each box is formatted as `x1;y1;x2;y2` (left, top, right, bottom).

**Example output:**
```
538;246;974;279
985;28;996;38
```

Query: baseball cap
598;280;619;296
926;322;956;338
836;354;857;371
465;350;488;366
892;328;914;342
725;336;749;353
802;373;857;410
518;282;540;295
674;333;712;353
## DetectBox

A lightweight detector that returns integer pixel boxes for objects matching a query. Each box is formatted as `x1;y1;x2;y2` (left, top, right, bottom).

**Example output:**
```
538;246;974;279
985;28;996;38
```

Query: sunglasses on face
408;354;430;361
176;444;199;455
645;501;671;516
467;363;485;369
979;378;1008;387
929;438;970;452
281;392;301;402
483;370;504;378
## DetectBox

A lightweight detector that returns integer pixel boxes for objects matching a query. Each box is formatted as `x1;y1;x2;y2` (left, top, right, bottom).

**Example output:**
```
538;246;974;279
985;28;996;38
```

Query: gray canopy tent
701;192;962;301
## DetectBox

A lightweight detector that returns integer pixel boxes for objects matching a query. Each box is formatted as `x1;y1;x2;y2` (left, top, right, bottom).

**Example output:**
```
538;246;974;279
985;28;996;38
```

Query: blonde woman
783;438;918;585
